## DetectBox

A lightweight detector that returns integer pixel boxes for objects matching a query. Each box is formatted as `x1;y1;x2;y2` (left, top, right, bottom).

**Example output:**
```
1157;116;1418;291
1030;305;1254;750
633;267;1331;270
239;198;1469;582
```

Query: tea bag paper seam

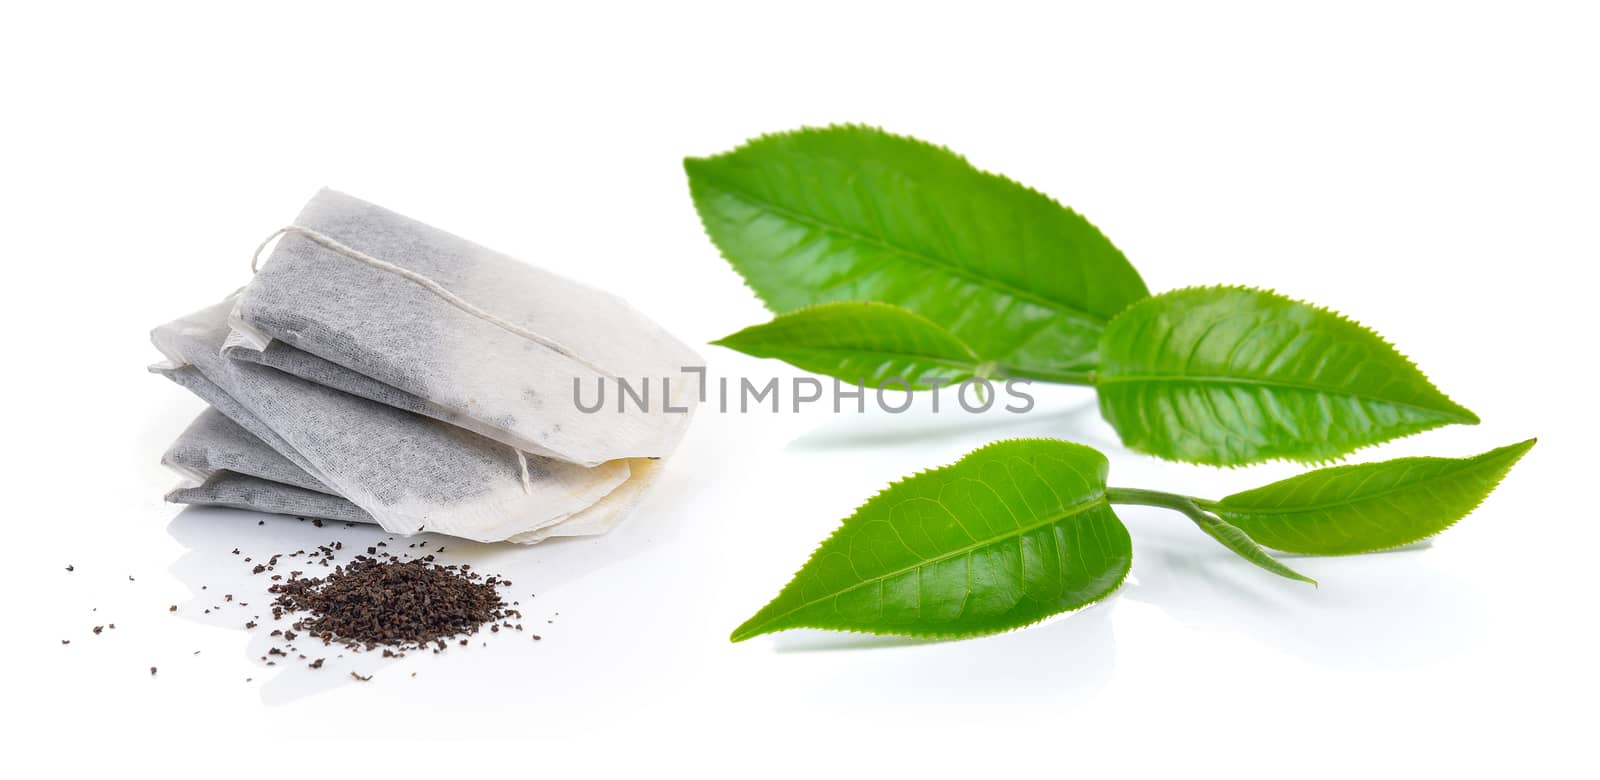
252;226;619;380
254;224;614;491
222;337;573;462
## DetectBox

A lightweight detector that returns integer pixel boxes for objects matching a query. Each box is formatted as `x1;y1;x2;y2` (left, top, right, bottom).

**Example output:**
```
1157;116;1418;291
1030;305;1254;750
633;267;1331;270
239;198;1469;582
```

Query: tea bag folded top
232;189;702;467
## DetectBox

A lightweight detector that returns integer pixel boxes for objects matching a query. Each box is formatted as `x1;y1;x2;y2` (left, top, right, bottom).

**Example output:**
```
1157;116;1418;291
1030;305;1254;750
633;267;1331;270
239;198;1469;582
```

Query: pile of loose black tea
269;554;516;652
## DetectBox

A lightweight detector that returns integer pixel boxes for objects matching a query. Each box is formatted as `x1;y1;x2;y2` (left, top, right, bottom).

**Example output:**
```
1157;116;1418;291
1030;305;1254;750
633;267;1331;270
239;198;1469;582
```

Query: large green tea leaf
686;125;1149;376
1096;286;1479;465
731;439;1131;641
1199;439;1535;555
712;302;984;389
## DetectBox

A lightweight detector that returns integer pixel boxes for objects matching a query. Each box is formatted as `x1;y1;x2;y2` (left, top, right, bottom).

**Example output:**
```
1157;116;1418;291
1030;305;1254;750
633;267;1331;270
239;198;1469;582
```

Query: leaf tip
1489;437;1538;472
708;328;758;355
1275;560;1317;586
729;617;766;643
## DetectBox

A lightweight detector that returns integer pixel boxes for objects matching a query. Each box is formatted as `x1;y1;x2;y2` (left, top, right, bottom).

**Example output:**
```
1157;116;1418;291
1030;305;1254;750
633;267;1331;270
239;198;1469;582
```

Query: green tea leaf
1198;439;1535;555
1189;513;1317;585
731;439;1131;641
686;125;1149;376
712;302;984;389
1096;286;1478;465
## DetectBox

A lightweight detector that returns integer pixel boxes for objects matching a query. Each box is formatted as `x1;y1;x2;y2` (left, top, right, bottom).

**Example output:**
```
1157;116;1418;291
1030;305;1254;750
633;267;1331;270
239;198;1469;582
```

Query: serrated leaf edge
1098;283;1481;469
684;123;1147;324
1196;438;1536;556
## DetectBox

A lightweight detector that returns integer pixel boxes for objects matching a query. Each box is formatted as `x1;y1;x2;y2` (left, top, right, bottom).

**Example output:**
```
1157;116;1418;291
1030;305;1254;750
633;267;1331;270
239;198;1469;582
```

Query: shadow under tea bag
151;299;632;543
230;189;701;467
159;406;647;542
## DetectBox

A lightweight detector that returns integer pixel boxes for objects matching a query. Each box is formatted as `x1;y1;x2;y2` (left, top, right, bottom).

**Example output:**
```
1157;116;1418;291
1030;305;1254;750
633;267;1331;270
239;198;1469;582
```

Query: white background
3;1;1595;775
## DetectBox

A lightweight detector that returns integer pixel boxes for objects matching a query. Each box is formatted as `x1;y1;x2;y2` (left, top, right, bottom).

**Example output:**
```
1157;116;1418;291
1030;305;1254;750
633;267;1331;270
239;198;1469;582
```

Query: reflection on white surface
770;601;1120;707
1118;505;1472;670
157;382;1490;715
164;500;682;706
167;508;435;705
785;390;1115;453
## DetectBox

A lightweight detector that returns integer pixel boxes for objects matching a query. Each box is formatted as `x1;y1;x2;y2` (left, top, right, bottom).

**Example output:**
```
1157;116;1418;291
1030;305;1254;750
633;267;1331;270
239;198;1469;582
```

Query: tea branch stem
1106;487;1210;522
997;366;1097;386
1108;486;1317;584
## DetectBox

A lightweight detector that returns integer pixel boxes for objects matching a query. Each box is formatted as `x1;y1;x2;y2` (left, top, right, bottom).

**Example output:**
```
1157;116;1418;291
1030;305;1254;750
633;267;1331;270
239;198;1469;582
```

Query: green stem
996;365;1097;386
1106;487;1317;585
1105;487;1209;522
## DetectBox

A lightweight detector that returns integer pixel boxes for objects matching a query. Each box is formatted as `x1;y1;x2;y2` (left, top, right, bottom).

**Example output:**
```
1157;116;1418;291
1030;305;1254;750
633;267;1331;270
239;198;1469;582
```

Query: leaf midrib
701;175;1110;328
1095;373;1472;420
740;491;1110;636
1205;461;1494;515
739;343;978;374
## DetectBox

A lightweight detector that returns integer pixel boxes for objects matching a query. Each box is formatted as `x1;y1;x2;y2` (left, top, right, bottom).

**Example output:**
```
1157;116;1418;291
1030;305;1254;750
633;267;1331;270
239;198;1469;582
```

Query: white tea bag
511;458;663;543
151;299;630;542
220;338;570;461
168;472;375;526
163;407;331;494
231;189;702;467
160;406;643;542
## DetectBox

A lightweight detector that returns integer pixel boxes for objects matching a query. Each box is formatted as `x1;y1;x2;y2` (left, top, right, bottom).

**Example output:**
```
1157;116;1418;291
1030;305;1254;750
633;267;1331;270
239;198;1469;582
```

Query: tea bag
511;459;664;543
220;338;566;459
151;299;632;542
168;472;375;526
162;407;330;493
230;189;702;467
160;406;640;541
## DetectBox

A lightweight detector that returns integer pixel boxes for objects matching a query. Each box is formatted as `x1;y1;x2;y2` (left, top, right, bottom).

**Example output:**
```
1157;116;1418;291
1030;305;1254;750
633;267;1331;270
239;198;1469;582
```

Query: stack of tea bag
151;190;702;543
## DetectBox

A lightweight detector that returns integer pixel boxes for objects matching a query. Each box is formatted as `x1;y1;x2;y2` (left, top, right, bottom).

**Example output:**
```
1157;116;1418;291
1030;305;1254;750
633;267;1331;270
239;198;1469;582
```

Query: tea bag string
251;226;619;380
253;225;600;496
515;450;534;494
